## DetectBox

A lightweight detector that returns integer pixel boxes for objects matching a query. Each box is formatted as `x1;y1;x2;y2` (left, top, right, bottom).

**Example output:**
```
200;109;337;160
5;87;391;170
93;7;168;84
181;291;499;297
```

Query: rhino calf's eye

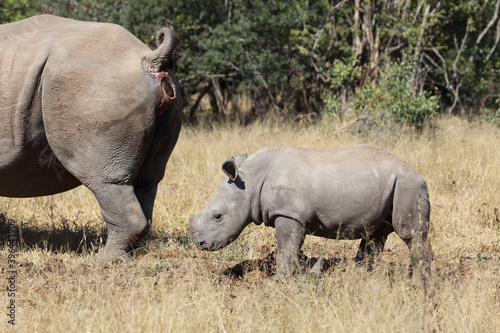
212;212;223;222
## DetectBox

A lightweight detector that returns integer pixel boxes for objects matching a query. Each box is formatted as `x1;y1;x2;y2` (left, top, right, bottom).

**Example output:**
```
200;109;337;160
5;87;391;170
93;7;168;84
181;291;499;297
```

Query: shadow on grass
0;213;195;256
223;250;345;278
0;213;106;254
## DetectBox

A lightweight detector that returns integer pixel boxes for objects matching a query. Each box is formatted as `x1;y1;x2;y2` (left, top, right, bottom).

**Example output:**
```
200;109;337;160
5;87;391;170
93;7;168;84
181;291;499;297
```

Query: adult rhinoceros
0;15;182;262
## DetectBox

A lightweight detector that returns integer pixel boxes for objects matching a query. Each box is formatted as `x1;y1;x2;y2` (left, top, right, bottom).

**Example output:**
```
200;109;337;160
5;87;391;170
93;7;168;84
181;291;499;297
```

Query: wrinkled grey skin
0;15;182;262
190;145;432;277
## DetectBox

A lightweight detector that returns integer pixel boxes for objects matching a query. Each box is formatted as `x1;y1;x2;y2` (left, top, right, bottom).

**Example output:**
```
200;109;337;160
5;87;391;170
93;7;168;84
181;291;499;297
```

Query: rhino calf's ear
222;158;238;181
222;154;247;181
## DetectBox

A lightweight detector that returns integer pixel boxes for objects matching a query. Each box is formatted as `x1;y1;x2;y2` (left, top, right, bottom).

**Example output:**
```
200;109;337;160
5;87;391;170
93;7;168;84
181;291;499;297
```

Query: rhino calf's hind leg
274;217;306;277
403;231;433;280
354;235;388;269
392;179;433;279
92;184;150;263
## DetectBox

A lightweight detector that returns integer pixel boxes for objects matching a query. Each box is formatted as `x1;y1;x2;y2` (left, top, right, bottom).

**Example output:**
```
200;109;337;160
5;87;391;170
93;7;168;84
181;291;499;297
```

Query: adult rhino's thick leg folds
91;184;150;262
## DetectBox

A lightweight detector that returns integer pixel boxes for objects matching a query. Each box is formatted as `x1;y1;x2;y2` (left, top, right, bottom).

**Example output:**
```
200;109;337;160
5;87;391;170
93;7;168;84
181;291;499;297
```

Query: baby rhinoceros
189;145;432;277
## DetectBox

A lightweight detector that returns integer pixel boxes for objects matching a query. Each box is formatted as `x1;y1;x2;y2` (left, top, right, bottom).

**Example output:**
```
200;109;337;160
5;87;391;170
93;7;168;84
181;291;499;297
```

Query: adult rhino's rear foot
91;183;151;263
93;244;131;264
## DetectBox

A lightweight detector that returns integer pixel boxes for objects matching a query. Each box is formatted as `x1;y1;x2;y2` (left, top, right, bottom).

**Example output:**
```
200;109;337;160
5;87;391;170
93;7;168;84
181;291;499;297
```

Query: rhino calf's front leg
275;217;306;277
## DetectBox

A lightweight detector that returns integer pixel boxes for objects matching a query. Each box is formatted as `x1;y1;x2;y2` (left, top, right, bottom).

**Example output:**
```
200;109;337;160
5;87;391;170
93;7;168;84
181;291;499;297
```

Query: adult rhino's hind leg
133;182;159;232
92;184;150;263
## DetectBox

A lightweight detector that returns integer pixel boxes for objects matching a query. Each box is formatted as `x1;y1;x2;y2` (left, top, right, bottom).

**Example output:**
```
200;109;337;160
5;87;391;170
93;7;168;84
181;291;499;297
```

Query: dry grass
1;117;499;332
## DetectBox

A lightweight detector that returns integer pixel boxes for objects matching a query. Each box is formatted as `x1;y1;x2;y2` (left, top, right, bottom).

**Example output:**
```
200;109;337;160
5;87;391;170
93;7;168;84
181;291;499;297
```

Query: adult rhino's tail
142;27;175;72
392;175;433;279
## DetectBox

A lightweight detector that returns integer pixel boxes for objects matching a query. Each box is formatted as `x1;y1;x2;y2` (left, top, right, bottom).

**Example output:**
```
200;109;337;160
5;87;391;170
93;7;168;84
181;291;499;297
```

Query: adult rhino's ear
222;154;247;181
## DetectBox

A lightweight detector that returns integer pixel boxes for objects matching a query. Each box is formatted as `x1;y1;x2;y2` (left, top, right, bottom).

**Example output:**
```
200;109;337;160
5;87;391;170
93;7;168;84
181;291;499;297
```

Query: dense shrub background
2;0;499;128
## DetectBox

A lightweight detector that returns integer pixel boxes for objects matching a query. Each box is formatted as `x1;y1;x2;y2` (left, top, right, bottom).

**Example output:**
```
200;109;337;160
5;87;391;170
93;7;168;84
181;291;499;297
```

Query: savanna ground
1;117;499;332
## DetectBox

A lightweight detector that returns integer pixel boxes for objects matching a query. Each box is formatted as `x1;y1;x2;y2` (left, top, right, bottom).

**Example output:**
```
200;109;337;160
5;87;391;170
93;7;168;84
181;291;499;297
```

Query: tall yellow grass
1;117;499;332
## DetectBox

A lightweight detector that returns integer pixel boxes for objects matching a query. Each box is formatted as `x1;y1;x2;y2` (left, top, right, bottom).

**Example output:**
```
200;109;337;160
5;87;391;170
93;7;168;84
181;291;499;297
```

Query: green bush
0;0;32;23
353;58;438;131
21;0;500;124
484;102;500;127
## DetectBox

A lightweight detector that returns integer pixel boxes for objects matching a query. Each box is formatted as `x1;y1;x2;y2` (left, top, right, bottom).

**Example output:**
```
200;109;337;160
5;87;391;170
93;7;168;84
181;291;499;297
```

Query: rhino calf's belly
305;215;392;240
